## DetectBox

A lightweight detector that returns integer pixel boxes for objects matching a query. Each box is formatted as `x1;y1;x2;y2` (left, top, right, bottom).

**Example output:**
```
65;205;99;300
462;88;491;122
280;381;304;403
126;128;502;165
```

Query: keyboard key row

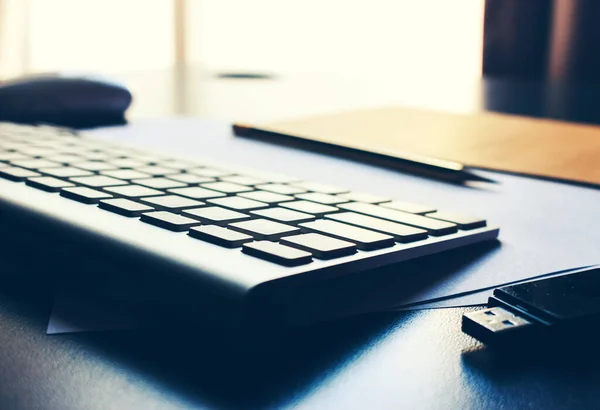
280;200;338;216
105;185;163;198
168;173;215;185
326;212;428;243
201;181;253;194
183;206;250;226
300;219;395;251
295;192;349;205
208;196;268;211
140;195;204;211
168;186;226;200
229;219;300;241
250;207;315;224
257;183;306;195
220;175;266;186
280;233;356;259
237;190;294;204
100;169;151;180
338;202;457;235
134;177;186;189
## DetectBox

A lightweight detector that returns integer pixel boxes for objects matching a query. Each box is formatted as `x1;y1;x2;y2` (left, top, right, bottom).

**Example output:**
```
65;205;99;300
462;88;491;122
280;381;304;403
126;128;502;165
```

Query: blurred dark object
0;73;132;129
484;0;600;83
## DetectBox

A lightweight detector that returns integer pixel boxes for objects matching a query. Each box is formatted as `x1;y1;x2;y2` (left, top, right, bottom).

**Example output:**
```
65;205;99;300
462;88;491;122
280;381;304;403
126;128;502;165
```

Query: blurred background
0;0;486;123
2;1;600;125
0;0;484;79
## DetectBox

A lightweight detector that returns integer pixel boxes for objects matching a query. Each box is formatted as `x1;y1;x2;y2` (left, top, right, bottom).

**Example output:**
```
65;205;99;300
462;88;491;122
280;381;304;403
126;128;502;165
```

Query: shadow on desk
2;267;600;409
3;234;600;409
0;239;494;409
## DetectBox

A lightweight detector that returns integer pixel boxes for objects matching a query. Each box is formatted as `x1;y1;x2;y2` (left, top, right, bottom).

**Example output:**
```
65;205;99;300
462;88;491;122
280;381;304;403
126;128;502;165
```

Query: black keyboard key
140;211;200;232
10;159;62;169
26;176;75;192
168;186;226;200
70;175;128;188
104;185;163;198
336;192;390;204
168;173;215;185
100;169;151;180
338;202;457;236
280;233;357;260
295;192;349;205
40;167;94;178
242;241;312;266
425;211;487;230
0;167;41;181
290;182;349;194
133;177;186;189
380;200;436;214
183;206;250;226
200;181;253;194
255;183;306;195
250;207;315;224
279;200;339;216
60;187;113;204
188;225;253;248
139;195;205;211
229;219;300;241
238;191;295;204
326;212;428;243
299;220;395;250
99;198;155;217
207;196;268;211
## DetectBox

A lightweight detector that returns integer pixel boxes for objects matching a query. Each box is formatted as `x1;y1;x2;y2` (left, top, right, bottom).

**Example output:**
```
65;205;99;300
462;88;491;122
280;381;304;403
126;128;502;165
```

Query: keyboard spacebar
299;220;394;250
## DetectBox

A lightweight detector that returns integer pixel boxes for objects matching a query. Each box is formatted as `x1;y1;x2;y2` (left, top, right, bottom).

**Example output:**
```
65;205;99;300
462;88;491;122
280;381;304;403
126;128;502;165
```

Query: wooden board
264;106;600;186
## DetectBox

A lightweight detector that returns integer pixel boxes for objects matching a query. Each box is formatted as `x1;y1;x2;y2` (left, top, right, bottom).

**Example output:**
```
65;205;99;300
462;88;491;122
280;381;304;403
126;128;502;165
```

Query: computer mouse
0;73;133;129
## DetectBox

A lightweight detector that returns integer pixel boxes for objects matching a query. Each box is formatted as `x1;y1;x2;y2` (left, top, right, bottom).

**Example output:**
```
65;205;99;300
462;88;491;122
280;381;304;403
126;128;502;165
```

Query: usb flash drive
462;266;600;346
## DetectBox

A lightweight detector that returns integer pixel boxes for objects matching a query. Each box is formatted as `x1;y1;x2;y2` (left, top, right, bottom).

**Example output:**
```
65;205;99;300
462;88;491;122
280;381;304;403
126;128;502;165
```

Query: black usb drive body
462;266;600;346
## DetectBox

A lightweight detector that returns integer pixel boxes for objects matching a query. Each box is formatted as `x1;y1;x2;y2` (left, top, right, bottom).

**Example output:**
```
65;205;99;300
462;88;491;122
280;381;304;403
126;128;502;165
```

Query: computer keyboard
0;122;499;326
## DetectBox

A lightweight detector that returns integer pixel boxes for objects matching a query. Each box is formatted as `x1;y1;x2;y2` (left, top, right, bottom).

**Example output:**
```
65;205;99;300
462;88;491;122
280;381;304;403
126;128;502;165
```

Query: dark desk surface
3;70;600;409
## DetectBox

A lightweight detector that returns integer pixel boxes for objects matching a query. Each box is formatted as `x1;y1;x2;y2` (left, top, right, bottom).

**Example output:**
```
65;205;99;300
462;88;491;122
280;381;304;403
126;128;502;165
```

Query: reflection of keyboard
0;123;499;325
